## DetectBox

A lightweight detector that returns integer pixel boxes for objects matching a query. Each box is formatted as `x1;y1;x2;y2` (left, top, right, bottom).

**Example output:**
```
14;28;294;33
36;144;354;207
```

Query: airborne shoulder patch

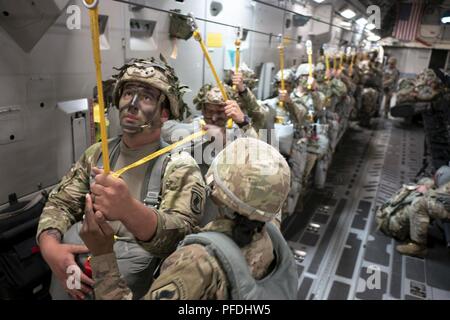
151;281;181;300
190;185;204;215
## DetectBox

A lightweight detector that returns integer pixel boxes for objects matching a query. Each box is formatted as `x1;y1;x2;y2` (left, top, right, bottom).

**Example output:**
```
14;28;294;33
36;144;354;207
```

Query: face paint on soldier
119;82;165;133
276;82;294;94
202;103;228;127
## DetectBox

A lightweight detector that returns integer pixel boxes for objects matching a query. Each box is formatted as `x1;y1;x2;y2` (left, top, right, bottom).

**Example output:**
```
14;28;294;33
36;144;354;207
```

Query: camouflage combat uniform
396;78;417;104
314;62;347;152
291;64;329;189
162;84;258;150
37;58;206;299
37;141;205;256
224;65;268;132
89;138;298;300
262;69;308;216
415;69;442;102
162;84;257;226
382;64;399;117
407;179;450;246
358;60;381;127
395;69;441;106
376;167;450;253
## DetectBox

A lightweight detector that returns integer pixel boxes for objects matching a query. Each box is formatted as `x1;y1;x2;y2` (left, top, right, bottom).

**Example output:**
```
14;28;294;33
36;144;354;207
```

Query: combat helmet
223;63;259;90
205;137;291;222
112;56;188;119
314;62;326;82
274;68;296;84
193;83;235;110
434;163;450;188
295;63;313;80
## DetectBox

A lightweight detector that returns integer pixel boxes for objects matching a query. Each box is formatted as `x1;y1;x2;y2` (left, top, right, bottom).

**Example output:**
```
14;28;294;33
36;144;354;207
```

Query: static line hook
188;12;198;32
82;0;99;9
236;26;242;39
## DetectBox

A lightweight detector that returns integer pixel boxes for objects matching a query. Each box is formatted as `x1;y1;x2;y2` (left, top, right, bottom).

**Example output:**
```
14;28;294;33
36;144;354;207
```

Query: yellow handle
87;4;110;173
193;30;233;129
349;53;355;76
233;38;241;92
339;53;344;71
113;130;207;178
307;52;313;90
278;45;285;109
333;55;337;73
325;53;330;81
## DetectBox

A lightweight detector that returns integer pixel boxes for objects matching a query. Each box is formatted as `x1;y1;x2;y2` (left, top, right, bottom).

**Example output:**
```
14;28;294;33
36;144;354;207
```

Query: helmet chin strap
139;94;167;130
218;205;237;220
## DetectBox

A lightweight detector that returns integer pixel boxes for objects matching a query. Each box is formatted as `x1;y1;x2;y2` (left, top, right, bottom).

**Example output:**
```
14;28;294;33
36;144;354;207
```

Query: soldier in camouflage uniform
382;57;400;118
338;56;357;133
358;58;381;128
314;61;347;153
162;83;256;150
162;84;257;226
261;69;308;216
415;69;442;102
80;137;298;300
376;165;450;257
36;57;206;300
395;69;442;105
262;68;308;132
396;78;417;104
291;64;329;189
226;65;269;133
343;55;363;128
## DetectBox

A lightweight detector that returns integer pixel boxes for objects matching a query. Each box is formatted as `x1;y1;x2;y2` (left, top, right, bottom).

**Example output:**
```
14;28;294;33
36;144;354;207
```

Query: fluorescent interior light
356;17;367;26
367;34;380;41
340;9;356;19
366;23;376;30
442;16;450;24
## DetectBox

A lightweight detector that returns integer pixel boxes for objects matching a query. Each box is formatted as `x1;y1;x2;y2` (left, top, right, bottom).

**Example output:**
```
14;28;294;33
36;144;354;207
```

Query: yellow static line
278;44;285;109
87;3;110;173
233;38;241;92
193;30;233;129
112;130;207;178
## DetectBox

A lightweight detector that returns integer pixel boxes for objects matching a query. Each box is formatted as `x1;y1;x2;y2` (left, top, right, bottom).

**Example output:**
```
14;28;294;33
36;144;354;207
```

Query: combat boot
396;242;427;258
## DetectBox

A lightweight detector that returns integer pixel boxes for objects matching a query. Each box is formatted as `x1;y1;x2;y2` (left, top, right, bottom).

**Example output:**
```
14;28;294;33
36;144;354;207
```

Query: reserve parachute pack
179;222;298;300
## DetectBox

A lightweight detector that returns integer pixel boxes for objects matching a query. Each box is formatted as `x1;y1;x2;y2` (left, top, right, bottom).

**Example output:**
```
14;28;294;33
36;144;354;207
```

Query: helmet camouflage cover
435;163;450;188
223;63;259;90
416;69;439;86
296;63;313;80
193;83;235;110
205;137;291;222
274;68;296;84
112;55;189;119
396;78;417;104
314;62;326;82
